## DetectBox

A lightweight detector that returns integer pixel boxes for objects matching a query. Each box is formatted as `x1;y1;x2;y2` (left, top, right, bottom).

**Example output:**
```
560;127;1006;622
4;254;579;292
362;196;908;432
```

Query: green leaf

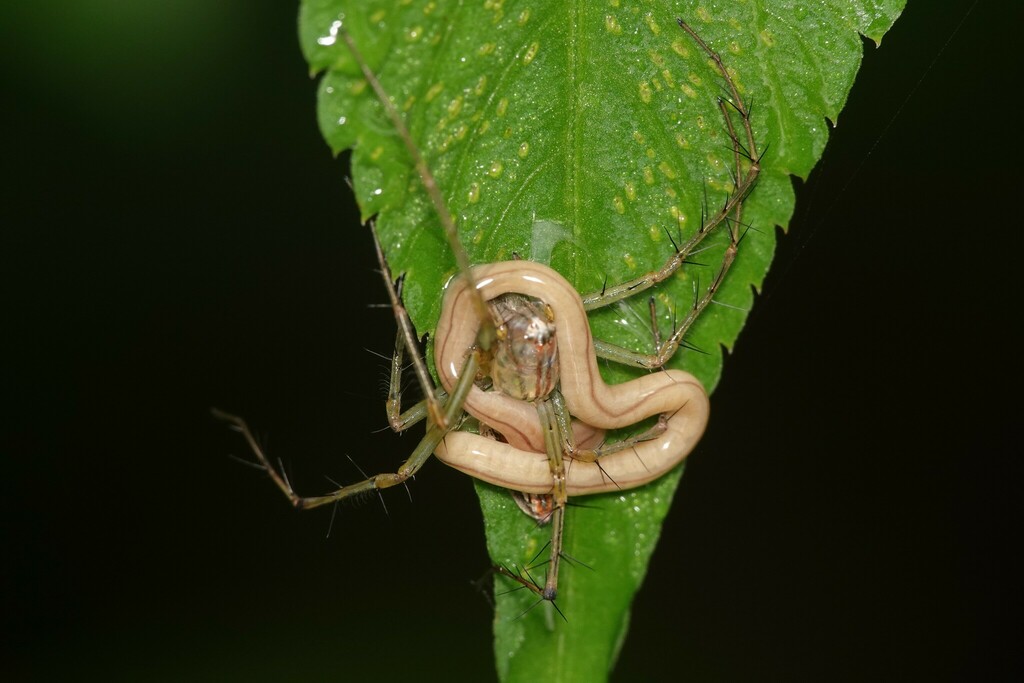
299;1;905;680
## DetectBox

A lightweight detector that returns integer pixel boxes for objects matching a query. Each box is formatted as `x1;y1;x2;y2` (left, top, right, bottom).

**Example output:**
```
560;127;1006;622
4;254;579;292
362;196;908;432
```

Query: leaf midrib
555;5;583;681
565;0;584;292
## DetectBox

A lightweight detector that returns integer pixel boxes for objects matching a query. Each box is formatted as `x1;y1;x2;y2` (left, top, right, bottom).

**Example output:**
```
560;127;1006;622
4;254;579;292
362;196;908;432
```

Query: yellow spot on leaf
425;82;444;102
644;12;661;35
447;95;463;118
639;81;653;103
523;41;540;65
671;39;690;58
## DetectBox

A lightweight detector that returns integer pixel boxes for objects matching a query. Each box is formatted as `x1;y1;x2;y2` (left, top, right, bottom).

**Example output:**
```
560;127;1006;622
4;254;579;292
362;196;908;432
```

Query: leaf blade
299;1;906;680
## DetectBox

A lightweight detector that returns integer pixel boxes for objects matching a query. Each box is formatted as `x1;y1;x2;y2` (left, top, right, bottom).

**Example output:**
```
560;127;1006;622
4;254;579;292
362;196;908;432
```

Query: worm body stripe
433;261;710;496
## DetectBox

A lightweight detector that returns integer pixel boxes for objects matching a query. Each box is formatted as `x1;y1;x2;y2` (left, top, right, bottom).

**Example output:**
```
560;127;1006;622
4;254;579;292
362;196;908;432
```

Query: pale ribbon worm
433;260;709;496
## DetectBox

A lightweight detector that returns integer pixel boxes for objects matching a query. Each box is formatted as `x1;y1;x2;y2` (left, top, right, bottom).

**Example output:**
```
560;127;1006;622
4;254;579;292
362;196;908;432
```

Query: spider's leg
580;18;760;371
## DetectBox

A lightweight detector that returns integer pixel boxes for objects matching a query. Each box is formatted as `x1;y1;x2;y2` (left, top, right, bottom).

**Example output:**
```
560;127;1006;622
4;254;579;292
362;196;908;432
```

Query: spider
215;16;759;604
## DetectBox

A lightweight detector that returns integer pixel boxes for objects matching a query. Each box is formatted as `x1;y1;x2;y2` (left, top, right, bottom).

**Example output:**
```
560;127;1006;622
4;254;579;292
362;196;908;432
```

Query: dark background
2;1;1012;680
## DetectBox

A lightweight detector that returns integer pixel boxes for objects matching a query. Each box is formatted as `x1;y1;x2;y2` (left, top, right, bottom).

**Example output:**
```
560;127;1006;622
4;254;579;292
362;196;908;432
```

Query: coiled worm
433;260;710;496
